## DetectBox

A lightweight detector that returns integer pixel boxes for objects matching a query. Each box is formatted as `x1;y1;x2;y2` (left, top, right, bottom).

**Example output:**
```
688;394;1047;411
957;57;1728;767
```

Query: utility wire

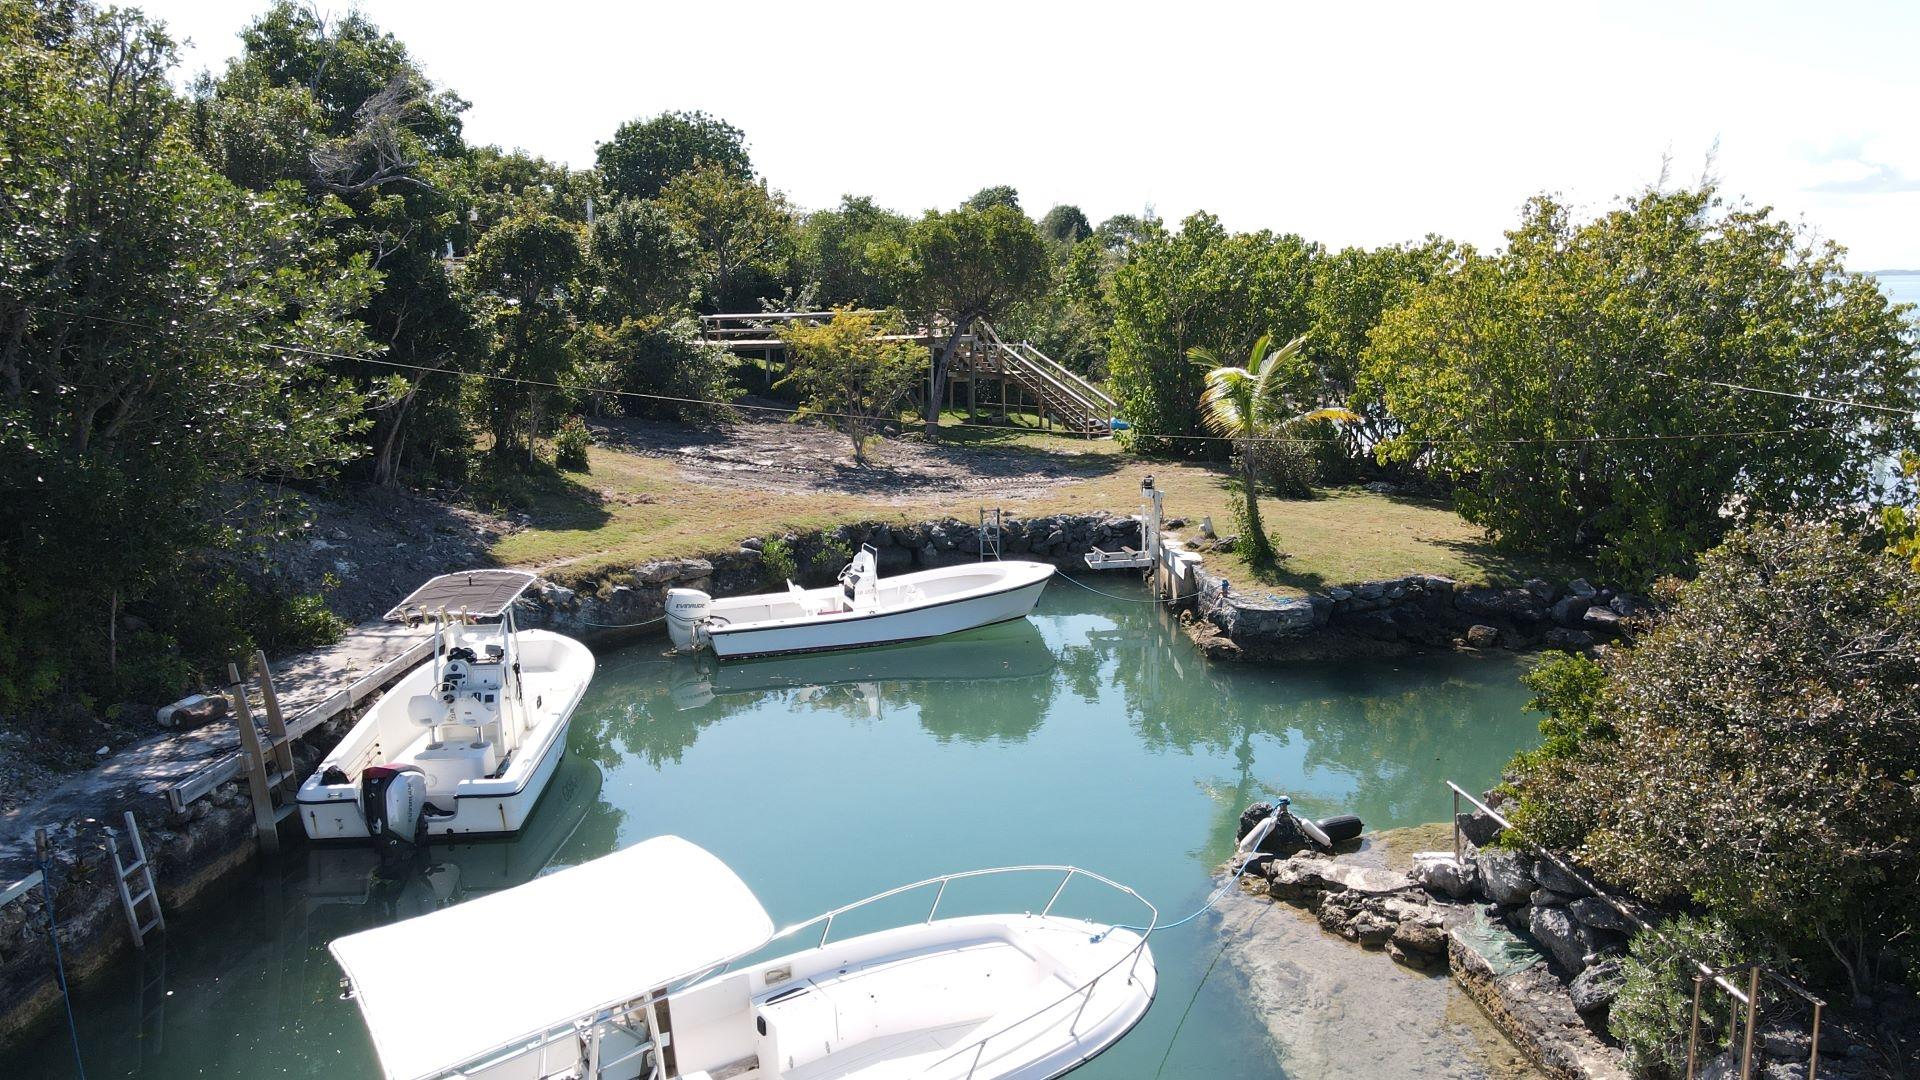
1652;371;1915;418
25;305;1892;449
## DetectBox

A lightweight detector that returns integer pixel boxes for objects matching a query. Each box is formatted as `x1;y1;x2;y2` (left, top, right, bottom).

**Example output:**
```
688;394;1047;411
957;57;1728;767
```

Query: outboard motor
361;763;429;871
665;588;713;650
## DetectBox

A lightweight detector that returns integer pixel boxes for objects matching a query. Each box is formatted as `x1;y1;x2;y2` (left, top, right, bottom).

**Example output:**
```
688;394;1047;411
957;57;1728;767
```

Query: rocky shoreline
1187;569;1640;663
1230;802;1896;1080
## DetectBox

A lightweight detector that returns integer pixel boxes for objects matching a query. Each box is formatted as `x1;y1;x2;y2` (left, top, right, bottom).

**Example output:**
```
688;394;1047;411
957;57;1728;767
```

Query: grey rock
1524;577;1558;602
1532;857;1590;898
1456;585;1549;623
1353;581;1386;601
1531;888;1578;908
1551;595;1589;626
1528;903;1588;974
1465;624;1500;648
1566;577;1597;599
1543;627;1597;651
1410;851;1477;899
1569;896;1638;934
739;536;764;552
1569;958;1624;1017
1582;606;1625;633
1327;586;1354;602
1391;918;1447;956
1457;809;1504;847
1350;911;1398;946
1476;850;1537;905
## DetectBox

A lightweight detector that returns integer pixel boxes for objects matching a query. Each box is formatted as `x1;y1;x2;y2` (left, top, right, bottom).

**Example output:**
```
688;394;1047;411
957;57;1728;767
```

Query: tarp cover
384;569;538;622
330;836;774;1080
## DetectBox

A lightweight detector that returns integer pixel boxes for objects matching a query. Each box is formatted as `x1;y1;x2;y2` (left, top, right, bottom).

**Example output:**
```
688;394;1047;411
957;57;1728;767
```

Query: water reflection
4;583;1543;1080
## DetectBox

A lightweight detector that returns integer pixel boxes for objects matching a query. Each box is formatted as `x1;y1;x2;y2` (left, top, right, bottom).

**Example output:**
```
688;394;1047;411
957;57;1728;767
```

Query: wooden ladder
106;810;165;948
228;651;300;854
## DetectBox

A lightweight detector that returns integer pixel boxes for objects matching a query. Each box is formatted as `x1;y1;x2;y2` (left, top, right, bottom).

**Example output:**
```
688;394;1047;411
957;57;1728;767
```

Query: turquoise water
1874;271;1920;308
4;582;1543;1078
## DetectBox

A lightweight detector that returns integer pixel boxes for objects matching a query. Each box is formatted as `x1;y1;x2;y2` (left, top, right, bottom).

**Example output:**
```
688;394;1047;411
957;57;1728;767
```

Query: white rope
1051;572;1187;604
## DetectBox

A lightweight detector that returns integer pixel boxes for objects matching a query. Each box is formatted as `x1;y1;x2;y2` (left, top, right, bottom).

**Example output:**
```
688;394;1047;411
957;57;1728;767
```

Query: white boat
298;570;596;850
666;546;1055;660
330;836;1158;1080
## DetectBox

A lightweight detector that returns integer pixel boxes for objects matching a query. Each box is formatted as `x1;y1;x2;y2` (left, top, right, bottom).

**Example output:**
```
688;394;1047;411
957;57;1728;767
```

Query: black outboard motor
361;763;429;872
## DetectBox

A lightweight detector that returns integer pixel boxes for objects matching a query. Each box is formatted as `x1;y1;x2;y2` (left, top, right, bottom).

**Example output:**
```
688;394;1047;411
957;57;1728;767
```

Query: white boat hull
703;561;1054;660
298;628;595;841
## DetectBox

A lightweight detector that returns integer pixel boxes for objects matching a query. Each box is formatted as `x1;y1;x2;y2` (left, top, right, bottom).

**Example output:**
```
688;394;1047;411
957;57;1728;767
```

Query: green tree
794;195;912;308
1881;451;1920;573
0;0;373;708
777;309;923;464
905;204;1051;434
571;315;739;422
464;212;584;462
962;184;1022;213
1188;335;1357;565
586;199;700;318
656;161;795;311
596;109;750;202
1039;204;1092;245
1365;187;1919;582
1507;519;1920;1001
1107;214;1319;454
190;0;479;486
1308;239;1455;462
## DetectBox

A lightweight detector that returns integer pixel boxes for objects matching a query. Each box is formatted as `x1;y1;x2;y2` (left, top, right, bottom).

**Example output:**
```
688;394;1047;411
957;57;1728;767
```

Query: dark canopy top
383;570;537;622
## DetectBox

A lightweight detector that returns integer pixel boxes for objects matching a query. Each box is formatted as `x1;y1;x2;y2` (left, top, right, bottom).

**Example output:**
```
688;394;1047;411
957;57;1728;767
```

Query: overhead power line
1652;371;1916;418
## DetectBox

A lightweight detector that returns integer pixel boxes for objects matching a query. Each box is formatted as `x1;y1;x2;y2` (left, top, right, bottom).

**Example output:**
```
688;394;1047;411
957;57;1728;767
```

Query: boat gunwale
705;561;1054;639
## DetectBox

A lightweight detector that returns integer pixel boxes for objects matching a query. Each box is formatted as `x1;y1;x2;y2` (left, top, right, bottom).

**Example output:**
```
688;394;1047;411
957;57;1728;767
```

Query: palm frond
1197;366;1255;437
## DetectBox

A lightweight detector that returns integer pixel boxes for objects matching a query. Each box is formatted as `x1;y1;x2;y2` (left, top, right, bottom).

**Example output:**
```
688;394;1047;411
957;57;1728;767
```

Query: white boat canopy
383;569;538;622
330;836;775;1080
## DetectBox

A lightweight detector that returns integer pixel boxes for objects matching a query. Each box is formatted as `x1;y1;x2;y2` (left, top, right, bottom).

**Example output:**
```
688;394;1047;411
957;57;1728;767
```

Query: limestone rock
1528;903;1589;974
1569;896;1638;934
1524;578;1558;603
1476;849;1537;905
1410;851;1477;899
1582;606;1625;633
1457;808;1504;847
1531;857;1590;898
1569;958;1624;1018
1456;585;1549;623
1566;577;1597;599
1466;624;1500;648
1391;918;1447;956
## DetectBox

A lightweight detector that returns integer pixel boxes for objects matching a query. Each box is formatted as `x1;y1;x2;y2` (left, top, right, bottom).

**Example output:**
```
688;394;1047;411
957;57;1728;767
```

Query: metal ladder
978;508;1003;561
106;810;165;948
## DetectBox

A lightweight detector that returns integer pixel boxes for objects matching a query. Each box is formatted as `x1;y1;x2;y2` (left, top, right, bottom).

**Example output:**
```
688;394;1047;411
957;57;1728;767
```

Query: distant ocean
1873;271;1920;309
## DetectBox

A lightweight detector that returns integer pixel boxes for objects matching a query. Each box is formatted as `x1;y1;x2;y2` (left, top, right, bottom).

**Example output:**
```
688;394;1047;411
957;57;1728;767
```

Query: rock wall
1189;570;1642;663
519;512;1142;643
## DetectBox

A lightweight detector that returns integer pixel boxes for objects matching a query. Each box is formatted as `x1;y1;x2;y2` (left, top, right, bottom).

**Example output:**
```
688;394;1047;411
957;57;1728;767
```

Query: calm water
7;583;1543;1079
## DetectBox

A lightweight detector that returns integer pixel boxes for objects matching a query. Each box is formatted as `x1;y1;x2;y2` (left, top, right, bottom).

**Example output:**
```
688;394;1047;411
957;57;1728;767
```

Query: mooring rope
1050;572;1188;605
570;614;668;630
38;846;87;1080
1095;856;1261;941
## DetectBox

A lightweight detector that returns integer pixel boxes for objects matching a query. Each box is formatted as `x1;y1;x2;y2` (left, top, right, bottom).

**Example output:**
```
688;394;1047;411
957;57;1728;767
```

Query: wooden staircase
961;322;1118;437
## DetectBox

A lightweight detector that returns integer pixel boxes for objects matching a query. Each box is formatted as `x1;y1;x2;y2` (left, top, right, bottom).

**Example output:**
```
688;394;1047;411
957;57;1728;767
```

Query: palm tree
1188;334;1359;567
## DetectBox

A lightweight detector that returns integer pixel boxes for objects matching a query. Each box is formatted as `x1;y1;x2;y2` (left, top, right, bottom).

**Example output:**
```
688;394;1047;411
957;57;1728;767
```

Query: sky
136;0;1920;271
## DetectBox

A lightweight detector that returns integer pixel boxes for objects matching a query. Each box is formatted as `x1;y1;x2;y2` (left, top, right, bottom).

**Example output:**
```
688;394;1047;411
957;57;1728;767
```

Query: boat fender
665;588;713;650
1297;814;1333;849
1315;813;1365;845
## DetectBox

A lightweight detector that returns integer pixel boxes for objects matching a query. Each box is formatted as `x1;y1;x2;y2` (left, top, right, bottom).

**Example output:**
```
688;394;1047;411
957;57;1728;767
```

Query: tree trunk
924;314;973;438
1241;442;1273;565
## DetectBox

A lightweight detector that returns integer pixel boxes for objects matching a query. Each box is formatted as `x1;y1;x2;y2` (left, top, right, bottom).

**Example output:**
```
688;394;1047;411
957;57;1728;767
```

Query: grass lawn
487;423;1570;594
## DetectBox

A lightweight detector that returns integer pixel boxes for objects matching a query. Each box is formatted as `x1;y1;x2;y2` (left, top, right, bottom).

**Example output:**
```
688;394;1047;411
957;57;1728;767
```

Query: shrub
1244;433;1319;498
1507;519;1920;1001
760;537;796;585
813;536;854;583
1609;914;1748;1076
554;416;592;472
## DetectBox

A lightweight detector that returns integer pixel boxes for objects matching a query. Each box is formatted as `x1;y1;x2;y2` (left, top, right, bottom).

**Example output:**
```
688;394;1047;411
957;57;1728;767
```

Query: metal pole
1808;1001;1821;1080
1739;965;1760;1080
1686;974;1703;1079
1452;788;1462;863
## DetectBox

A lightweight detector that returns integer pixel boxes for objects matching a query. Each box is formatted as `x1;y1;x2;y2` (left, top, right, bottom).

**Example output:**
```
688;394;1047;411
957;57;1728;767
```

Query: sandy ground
592;414;1116;501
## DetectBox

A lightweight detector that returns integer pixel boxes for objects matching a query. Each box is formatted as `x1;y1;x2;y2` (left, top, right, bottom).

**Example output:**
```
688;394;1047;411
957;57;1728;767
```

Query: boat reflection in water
300;751;610;922
665;618;1056;713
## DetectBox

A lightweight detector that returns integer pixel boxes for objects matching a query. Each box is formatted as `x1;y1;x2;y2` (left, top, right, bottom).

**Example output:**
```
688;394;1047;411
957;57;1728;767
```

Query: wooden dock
0;622;433;901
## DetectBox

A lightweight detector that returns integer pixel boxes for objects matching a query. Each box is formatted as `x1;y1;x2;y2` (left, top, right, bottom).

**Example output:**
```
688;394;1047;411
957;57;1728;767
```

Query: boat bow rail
404;864;1158;1080
737;864;1160;1080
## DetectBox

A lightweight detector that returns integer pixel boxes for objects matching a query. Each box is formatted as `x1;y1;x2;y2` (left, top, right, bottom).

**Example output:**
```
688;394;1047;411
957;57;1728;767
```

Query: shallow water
5;581;1545;1078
